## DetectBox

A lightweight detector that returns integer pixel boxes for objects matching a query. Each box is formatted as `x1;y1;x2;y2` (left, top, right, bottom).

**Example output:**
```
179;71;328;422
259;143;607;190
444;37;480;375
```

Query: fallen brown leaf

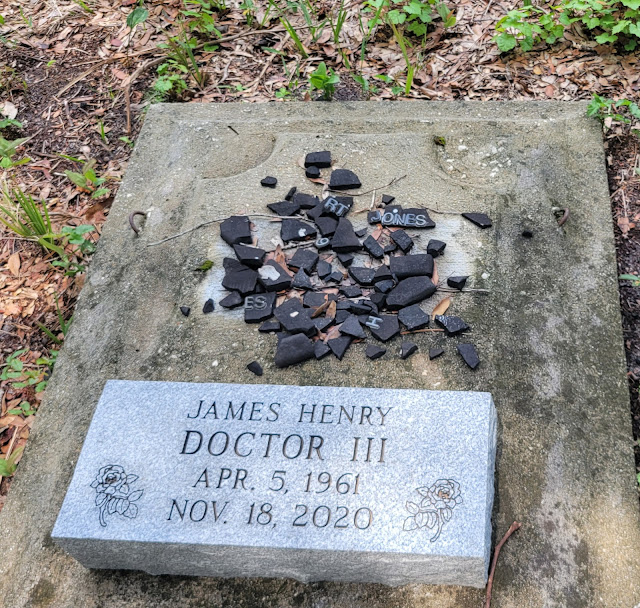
431;296;451;319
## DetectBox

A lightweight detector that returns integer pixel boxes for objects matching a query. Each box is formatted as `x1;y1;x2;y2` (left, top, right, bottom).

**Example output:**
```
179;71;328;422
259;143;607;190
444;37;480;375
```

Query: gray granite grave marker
53;380;496;588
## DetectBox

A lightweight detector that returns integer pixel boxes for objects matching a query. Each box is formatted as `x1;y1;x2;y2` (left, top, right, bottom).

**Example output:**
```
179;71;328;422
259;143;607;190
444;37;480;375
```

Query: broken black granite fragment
257;260;291;292
363;235;384;259
398;305;430;330
261;176;277;188
274;333;315;368
222;258;259;295
305;151;332;168
313;316;333;332
434;315;470;336
244;292;276;323
329;169;361;190
368;314;400;342
328;335;353;360
366;344;387;360
203;299;215;314
246;361;263;376
400;342;418;360
340;285;362;298
390;229;414;253
288;248;319;272
327;271;344;283
389;254;434;279
292;269;313;290
335;309;350;324
457;343;480;369
368;206;435;229
314;341;332;359
331;218;361;252
381;194;395;205
304;292;328;308
317;260;332;279
383;242;397;253
426;239;447;257
322;196;353;218
233;244;266;269
305;166;321;179
337;253;354;267
369;292;386;308
274;298;316;336
220;215;252;246
267;200;300;217
340;314;366;339
280;218;317;243
348;266;376;286
314;215;338;237
179;305;190;317
219;291;244;309
522;229;534;238
462;212;492;228
285;186;297;201
373;265;393;283
429;347;445;360
293;193;321;209
355;228;367;238
259;320;281;332
374;279;394;294
386;276;437;309
447;275;469;290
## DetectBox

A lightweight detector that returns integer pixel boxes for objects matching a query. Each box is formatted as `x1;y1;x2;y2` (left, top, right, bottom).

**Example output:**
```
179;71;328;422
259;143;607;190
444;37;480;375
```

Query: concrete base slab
0;102;638;608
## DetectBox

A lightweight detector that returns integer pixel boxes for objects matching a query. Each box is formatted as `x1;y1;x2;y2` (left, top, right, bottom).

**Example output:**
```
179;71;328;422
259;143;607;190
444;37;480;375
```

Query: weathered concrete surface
0;102;638;608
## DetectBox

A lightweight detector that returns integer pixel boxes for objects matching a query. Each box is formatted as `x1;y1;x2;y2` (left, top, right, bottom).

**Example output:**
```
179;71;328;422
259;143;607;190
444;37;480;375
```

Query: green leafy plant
0;134;29;168
154;30;207;99
0;117;22;130
127;5;148;30
51;226;96;276
181;0;224;36
0;348;53;395
37;295;73;344
64;159;110;198
0;447;24;477
588;94;640;128
365;0;455;38
494;6;564;52
619;273;640;286
0;188;64;255
309;62;340;100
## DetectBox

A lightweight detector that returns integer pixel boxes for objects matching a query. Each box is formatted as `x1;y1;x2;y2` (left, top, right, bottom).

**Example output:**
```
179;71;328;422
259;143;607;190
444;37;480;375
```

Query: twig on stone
485;521;522;608
129;211;147;236
557;208;570;227
438;287;490;294
400;328;445;335
336;174;407;197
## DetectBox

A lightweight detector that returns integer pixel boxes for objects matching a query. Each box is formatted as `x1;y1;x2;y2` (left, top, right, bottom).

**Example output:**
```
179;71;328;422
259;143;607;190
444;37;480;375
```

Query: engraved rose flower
91;465;143;527
403;479;462;542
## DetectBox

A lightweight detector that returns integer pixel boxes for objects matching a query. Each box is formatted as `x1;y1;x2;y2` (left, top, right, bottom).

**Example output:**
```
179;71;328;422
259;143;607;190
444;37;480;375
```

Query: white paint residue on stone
298;228;307;237
259;265;281;281
290;312;299;318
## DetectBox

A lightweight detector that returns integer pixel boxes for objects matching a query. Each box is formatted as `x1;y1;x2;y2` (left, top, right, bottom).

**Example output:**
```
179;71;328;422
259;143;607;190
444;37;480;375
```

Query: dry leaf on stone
431;296;451;319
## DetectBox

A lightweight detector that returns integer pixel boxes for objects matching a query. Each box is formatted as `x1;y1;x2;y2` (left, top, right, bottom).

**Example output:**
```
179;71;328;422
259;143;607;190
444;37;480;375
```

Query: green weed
309;61;339;100
64;158;110;198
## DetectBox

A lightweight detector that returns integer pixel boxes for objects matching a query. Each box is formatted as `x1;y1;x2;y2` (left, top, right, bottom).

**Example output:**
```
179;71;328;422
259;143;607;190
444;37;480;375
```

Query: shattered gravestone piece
179;305;190;317
329;168;361;190
285;187;297;201
458;343;480;369
258;320;280;333
314;341;331;359
434;315;470;336
315;236;331;250
288;249;319;273
340;285;362;298
219;292;243;309
222;258;259;296
244;293;276;324
267;200;300;217
462;212;492;229
220;216;252;246
367;206;435;228
274;298;315;336
322;196;353;218
339;314;366;339
365;344;386;360
233;244;266;269
381;194;395;204
274;334;315;367
292;269;313;290
331;218;361;252
246;361;263;376
293;193;320;209
257;260;291;292
348;266;376;286
386;277;437;310
52;381;497;586
363;235;384;259
280;219;317;243
305;151;332;168
305;166;321;179
389;254;434;279
400;342;418;360
429;347;445;360
202;299;215;314
368;314;400;342
398;305;430;331
390;230;414;253
317;260;332;279
260;176;277;188
426;239;446;258
314;216;338;237
447;276;469;291
327;334;353;359
337;253;353;267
